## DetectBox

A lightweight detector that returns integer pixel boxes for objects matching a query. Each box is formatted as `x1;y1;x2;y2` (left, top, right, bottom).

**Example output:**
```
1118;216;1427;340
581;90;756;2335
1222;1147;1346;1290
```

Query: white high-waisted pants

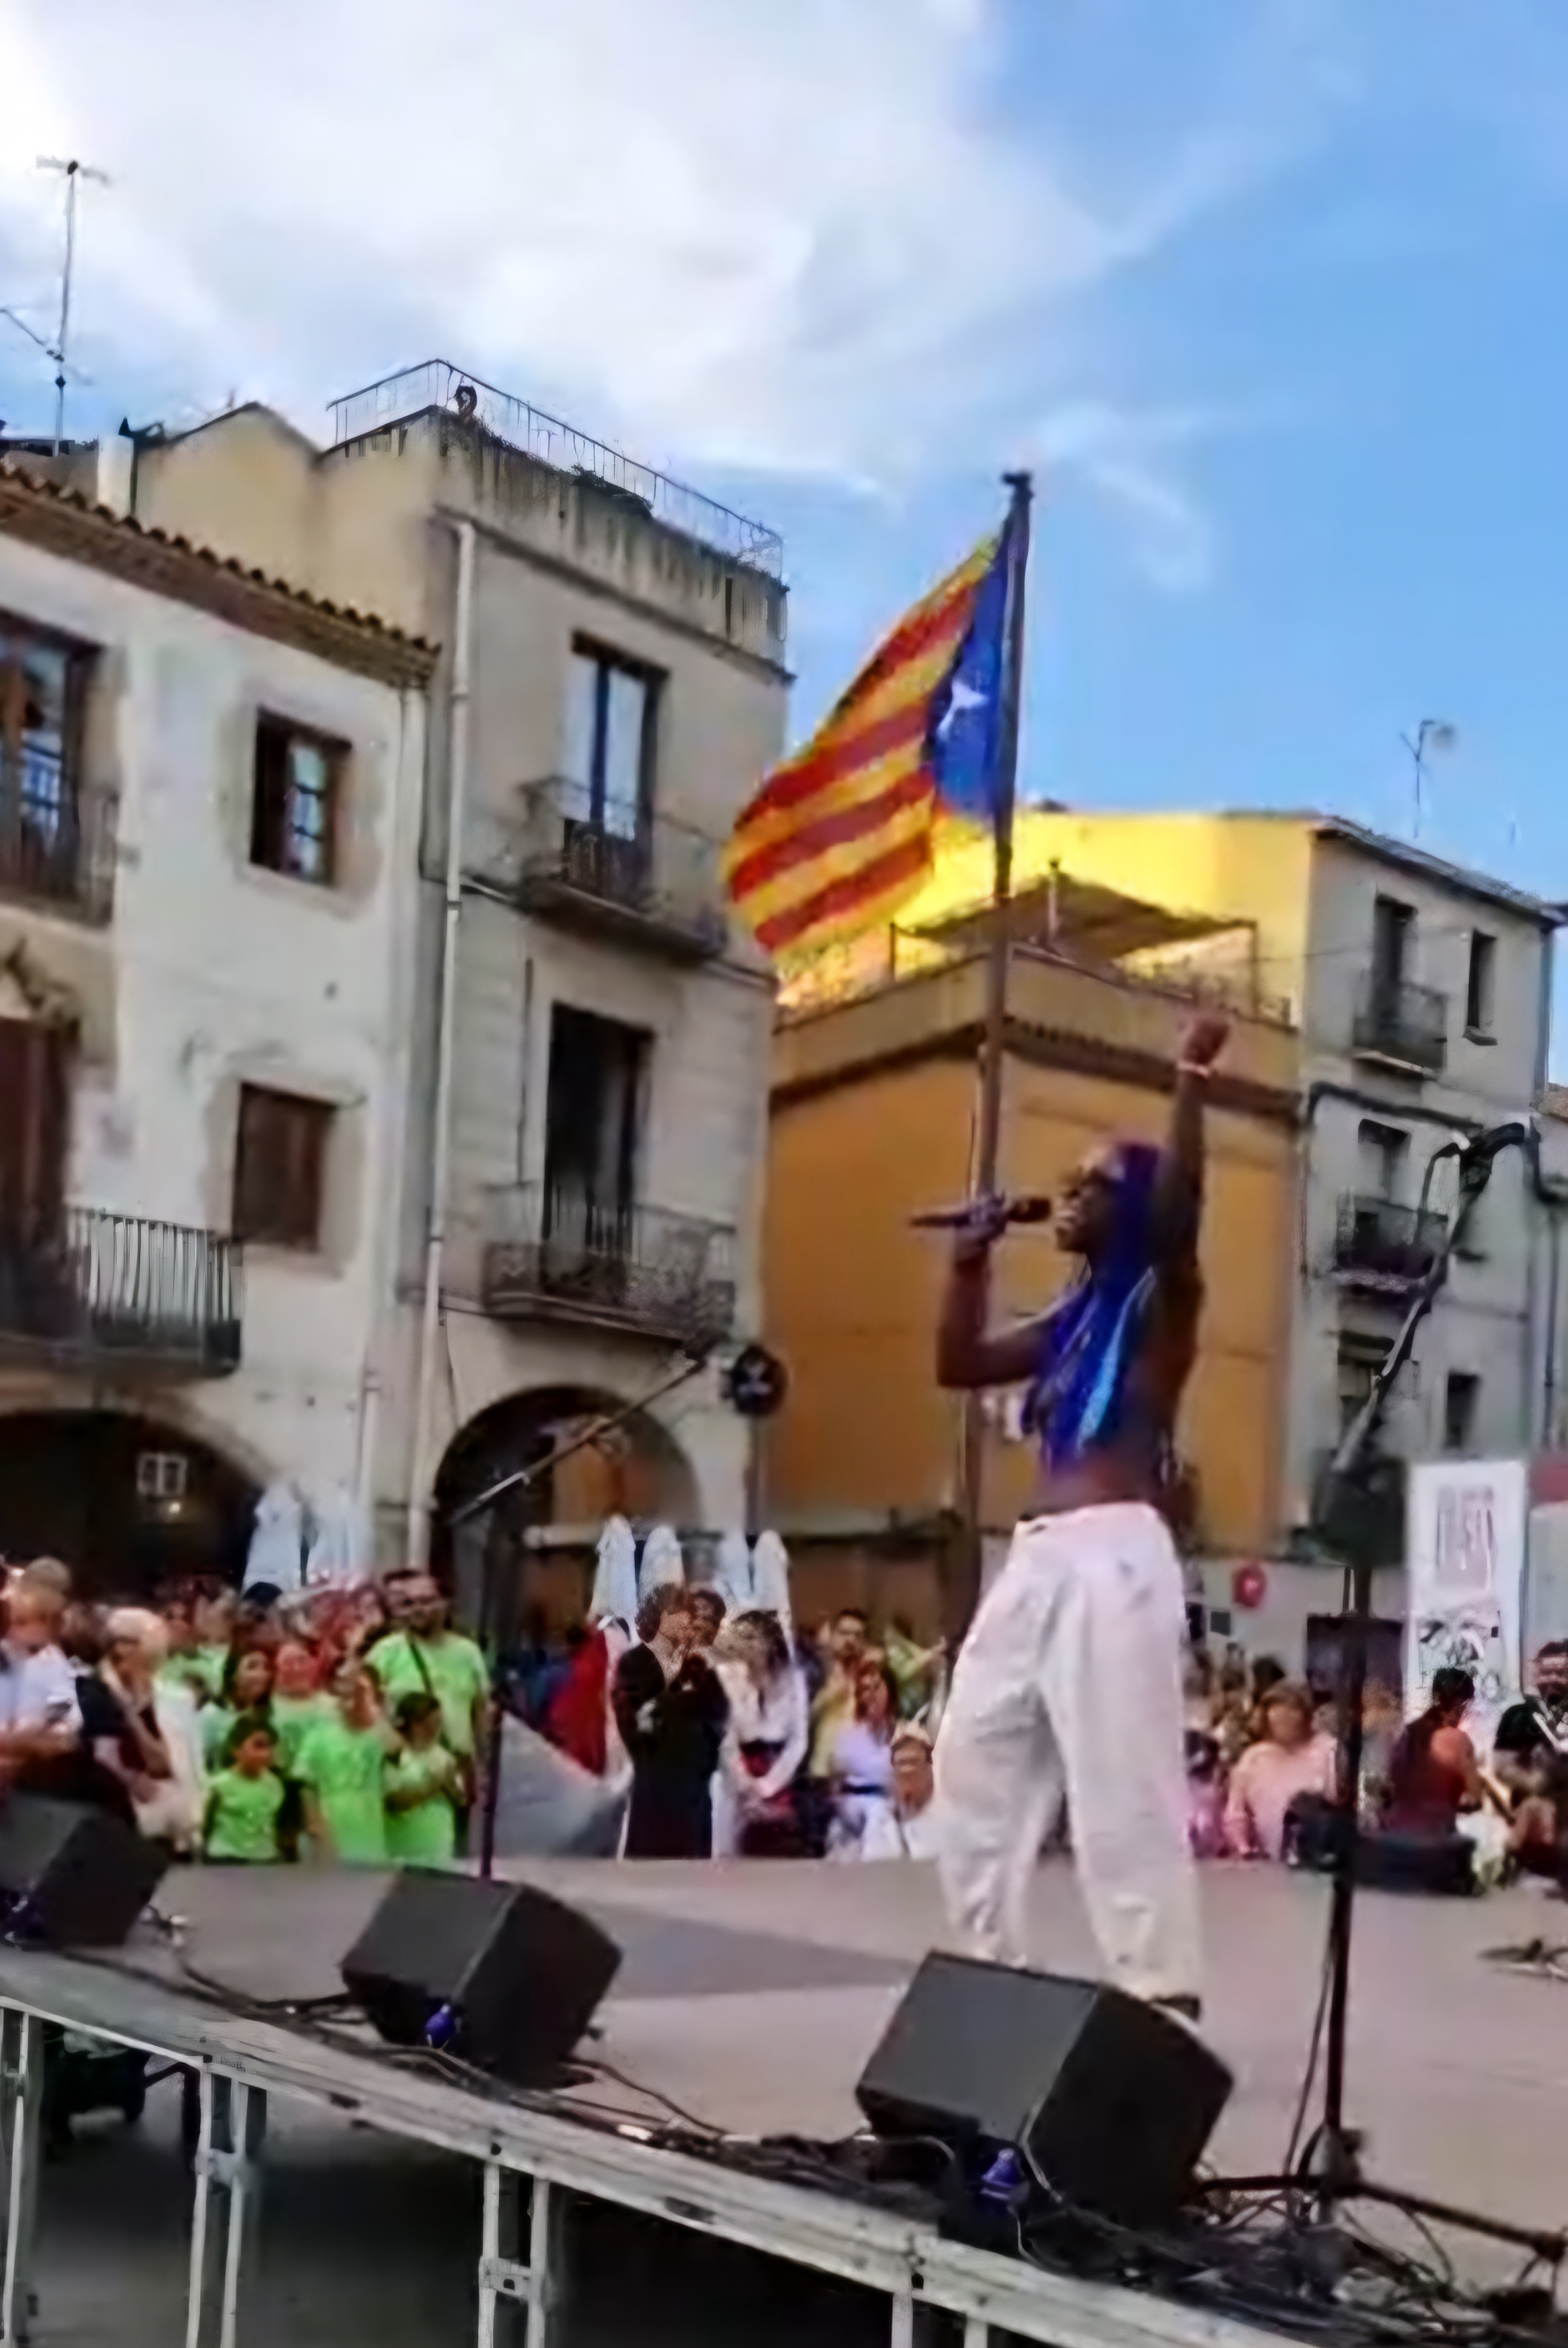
934;1501;1200;2004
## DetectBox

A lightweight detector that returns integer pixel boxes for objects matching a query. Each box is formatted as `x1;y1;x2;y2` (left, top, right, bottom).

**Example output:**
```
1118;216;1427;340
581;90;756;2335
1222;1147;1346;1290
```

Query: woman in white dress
715;1611;808;1857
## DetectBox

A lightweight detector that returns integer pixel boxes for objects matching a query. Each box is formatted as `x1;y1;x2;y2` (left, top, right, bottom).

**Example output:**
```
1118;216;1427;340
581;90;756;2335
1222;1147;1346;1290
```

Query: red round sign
1232;1562;1267;1611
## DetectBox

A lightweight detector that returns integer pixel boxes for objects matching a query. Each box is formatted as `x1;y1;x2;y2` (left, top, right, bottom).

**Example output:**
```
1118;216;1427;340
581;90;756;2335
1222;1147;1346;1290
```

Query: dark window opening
1465;931;1496;1037
1356;1119;1408;1199
251;714;344;886
1443;1371;1480;1453
1370;895;1413;999
542;1005;649;1235
563;643;660;844
1338;1331;1392;1433
232;1084;333;1251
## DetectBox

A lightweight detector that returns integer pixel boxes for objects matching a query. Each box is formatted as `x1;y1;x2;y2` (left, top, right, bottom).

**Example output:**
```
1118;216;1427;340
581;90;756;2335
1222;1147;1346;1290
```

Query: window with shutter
0;1017;70;1238
232;1084;333;1249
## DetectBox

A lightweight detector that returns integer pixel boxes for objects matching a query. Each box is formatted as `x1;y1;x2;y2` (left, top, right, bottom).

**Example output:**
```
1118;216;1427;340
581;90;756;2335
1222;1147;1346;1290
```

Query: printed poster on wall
1404;1458;1526;1752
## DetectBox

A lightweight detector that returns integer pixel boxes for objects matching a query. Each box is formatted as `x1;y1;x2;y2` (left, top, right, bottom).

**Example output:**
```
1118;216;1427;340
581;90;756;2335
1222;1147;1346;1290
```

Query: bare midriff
1027;1285;1197;1523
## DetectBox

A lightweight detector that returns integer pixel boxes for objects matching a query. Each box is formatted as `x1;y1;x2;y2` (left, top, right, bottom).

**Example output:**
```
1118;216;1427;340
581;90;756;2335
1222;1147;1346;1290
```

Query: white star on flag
936;676;988;742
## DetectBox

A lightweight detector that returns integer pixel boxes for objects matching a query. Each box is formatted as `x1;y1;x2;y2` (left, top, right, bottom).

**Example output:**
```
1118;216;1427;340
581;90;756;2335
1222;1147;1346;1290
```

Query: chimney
95;435;133;517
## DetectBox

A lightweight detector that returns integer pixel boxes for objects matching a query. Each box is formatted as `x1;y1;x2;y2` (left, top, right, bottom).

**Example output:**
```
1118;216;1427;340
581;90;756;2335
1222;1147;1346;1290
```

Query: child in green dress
297;1659;393;1864
200;1646;275;1771
384;1693;463;1866
204;1718;285;1865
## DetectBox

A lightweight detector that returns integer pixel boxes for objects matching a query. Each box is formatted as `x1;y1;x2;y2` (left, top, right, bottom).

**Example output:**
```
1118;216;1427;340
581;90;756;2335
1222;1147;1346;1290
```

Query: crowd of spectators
533;1587;945;1863
0;1559;490;1869
16;1541;1564;1891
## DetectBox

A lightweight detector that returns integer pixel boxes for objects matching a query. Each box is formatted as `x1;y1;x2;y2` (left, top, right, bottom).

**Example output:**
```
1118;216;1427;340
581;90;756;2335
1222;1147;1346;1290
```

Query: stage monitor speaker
341;1871;621;2089
1354;1828;1476;1896
856;1953;1232;2228
0;1795;169;1948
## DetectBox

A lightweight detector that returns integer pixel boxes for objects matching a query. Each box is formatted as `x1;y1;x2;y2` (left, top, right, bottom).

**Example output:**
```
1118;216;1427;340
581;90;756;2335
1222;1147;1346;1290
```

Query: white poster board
1404;1458;1526;1753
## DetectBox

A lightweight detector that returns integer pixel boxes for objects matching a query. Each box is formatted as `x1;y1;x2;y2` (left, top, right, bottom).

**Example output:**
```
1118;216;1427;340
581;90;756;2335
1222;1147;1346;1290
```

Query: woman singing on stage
932;1011;1228;2017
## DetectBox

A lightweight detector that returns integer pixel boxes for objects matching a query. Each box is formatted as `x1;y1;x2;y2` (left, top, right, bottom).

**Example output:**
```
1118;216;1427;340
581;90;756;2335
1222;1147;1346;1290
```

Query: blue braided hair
1024;1141;1162;1470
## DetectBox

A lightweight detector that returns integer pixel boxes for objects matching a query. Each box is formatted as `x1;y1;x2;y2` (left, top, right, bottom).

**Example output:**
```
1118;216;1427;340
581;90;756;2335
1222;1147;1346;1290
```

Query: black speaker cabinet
342;1871;621;2088
857;1953;1232;2227
0;1795;169;1948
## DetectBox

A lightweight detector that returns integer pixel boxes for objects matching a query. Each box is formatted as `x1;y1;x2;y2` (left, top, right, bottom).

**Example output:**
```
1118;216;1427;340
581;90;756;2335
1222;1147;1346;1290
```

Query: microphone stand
445;1347;716;1880
1219;1126;1565;2263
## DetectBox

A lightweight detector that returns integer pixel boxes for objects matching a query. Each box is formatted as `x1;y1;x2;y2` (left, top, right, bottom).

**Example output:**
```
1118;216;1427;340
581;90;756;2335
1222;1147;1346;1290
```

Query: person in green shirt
385;1693;463;1867
370;1579;491;1837
297;1660;393;1865
270;1639;330;1778
200;1646;275;1770
204;1719;285;1864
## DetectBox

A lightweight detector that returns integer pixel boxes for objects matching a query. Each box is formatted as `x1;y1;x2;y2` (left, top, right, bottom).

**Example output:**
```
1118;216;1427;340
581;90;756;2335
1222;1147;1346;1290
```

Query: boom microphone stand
1219;1120;1564;2262
446;1346;716;1879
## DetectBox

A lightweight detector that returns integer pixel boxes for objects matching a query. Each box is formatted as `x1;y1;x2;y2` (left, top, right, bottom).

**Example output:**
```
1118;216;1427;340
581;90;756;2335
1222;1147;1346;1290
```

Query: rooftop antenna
37;157;110;455
1399;717;1456;843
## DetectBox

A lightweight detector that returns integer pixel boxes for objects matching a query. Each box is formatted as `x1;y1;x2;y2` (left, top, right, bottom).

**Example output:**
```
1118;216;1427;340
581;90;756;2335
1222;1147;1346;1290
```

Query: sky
5;0;1568;1010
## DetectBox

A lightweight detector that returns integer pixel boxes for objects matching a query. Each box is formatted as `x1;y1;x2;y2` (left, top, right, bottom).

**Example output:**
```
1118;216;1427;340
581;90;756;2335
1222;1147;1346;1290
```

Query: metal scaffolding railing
328;360;783;577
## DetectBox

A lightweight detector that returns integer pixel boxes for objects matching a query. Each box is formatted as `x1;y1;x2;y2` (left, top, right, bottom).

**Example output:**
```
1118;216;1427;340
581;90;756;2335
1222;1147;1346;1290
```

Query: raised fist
1178;1012;1230;1071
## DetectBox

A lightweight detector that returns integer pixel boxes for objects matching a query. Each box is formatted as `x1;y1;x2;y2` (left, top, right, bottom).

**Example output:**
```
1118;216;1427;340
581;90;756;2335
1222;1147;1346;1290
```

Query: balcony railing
0;757;116;924
481;1184;737;1349
484;779;728;962
1333;1194;1445;1289
1352;976;1447;1074
329;360;785;576
0;1208;242;1375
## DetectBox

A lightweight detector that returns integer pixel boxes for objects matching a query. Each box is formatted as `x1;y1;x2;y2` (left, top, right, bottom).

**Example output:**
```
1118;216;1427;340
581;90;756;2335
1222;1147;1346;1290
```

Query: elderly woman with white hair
101;1607;206;1854
859;1723;946;1862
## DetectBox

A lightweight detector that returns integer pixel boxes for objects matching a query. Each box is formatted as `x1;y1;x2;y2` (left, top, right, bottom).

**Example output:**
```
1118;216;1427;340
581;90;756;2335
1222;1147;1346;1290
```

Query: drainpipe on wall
354;680;429;1548
408;517;476;1568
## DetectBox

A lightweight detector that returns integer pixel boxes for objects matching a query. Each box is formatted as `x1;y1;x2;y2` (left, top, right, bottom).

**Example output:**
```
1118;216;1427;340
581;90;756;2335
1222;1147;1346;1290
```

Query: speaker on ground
856;1952;1232;2228
0;1795;169;1948
342;1871;621;2089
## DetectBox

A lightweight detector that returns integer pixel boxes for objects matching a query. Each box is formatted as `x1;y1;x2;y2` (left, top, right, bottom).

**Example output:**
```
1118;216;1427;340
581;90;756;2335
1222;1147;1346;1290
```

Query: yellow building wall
1000;811;1318;1016
763;1058;977;1522
765;989;1296;1556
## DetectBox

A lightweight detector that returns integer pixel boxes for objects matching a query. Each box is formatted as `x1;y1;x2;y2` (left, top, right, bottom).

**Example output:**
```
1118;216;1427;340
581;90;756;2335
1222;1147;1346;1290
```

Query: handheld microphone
910;1193;1054;1232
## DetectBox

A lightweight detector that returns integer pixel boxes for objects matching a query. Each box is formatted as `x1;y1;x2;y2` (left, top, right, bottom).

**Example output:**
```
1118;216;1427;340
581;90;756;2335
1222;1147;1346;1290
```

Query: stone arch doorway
431;1384;698;1636
0;1408;260;1598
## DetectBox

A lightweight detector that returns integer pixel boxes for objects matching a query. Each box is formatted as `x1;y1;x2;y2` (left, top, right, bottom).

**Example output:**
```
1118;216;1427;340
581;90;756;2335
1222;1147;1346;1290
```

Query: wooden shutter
0;1016;69;1238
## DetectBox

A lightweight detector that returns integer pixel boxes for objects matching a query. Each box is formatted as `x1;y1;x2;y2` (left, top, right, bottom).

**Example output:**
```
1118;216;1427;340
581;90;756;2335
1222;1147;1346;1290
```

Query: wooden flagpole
948;469;1034;1649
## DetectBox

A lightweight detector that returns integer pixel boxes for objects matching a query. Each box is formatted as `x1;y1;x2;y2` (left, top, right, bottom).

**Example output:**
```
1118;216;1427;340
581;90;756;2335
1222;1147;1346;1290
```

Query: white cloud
0;0;1252;488
1028;400;1231;592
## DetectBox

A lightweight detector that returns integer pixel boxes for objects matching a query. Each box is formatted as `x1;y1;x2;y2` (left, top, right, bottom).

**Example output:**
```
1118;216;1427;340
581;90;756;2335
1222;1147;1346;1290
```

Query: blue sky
4;0;1568;957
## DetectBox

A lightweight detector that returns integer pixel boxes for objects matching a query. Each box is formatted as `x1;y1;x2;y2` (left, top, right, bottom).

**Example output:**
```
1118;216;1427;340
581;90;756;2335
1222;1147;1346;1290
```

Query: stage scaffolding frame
0;1955;1278;2348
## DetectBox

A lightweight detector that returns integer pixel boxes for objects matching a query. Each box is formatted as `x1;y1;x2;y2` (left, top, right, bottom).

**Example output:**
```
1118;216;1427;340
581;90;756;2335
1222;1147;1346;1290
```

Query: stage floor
141;1852;1568;2245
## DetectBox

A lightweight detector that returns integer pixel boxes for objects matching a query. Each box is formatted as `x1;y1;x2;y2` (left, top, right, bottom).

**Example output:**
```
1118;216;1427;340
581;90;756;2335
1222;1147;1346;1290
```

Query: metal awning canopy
905;869;1244;966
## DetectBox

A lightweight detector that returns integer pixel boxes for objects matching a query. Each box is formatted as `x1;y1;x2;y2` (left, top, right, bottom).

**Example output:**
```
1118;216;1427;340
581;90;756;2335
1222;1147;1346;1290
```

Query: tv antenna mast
4;158;111;456
1400;716;1456;843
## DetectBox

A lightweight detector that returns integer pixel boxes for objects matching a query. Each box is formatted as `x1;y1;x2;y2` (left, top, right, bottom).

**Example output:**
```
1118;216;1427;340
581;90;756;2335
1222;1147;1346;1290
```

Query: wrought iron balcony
481;1184;737;1349
482;779;729;962
0;762;116;924
1351;976;1447;1074
0;1208;242;1375
1333;1194;1445;1290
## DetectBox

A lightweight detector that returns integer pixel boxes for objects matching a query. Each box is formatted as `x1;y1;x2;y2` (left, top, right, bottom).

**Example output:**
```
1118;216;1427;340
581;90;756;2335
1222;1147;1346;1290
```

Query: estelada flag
723;516;1016;963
